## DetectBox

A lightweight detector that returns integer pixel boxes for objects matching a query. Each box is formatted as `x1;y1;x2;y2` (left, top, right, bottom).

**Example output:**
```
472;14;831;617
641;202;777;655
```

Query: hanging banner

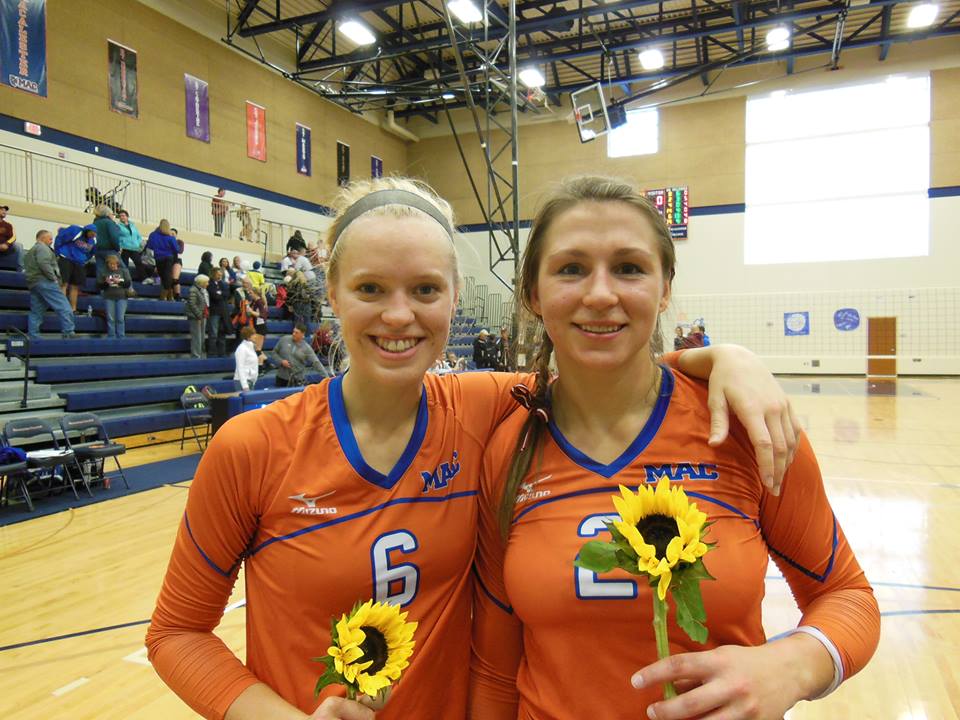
371;155;383;179
337;141;350;186
0;0;47;96
107;40;138;117
184;73;209;142
246;101;266;161
296;123;311;176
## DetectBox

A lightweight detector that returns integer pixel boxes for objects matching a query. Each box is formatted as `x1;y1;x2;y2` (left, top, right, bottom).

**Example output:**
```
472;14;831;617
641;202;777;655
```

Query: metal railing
0;143;323;258
4;327;31;409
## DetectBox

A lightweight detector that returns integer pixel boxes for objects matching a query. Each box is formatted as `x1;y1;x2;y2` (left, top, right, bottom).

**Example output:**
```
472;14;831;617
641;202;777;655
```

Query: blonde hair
498;175;676;536
324;176;460;288
158;219;172;234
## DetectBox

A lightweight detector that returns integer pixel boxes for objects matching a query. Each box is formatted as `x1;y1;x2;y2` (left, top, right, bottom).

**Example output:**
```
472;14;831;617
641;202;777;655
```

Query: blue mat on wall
0;452;201;526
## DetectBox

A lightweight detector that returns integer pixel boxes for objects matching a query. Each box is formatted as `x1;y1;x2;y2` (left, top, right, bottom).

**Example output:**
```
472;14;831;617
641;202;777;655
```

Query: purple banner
184;73;210;142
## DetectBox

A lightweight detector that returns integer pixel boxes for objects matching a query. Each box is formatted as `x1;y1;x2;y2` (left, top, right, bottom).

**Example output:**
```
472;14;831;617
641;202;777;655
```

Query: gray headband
333;189;454;243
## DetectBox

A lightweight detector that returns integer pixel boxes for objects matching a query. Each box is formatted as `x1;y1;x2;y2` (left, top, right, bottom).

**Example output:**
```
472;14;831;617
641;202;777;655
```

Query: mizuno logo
516;474;552;503
289;491;338;515
519;474;551;494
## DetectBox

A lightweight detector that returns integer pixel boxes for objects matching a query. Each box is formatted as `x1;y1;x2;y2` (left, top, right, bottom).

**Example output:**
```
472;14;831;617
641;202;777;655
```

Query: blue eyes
556;263;645;276
355;284;441;296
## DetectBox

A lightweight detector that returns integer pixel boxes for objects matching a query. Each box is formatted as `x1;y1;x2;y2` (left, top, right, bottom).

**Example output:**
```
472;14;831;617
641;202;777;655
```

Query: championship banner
246;101;266;161
371;155;383;179
296;123;311;176
108;40;138;117
184;73;209;142
337;141;350;187
1;0;46;96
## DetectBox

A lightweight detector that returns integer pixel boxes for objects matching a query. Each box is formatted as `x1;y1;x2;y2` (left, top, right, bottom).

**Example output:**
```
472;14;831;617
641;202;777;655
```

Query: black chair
0;440;30;511
2;418;89;504
59;413;130;490
180;391;212;452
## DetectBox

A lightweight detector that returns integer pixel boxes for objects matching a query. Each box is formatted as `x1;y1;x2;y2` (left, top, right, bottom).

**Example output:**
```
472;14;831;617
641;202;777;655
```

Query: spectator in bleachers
116;210;146;281
247;260;265;290
93;204;123;276
447;350;467;371
211;188;227;237
286;229;307;254
97;254;132;338
207;267;230;357
472;328;496;369
280;247;315;283
24;229;76;339
237;279;267;351
185;273;209;359
673;325;686;351
233;325;261;391
147;219;180;302
0;204;23;271
495;324;512;371
232;256;247;283
55;224;96;312
197;251;215;279
218;257;237;287
170;228;184;301
271;322;328;387
685;323;705;348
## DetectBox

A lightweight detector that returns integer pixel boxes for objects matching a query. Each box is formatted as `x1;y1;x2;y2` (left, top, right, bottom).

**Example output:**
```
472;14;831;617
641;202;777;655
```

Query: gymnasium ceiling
214;0;960;120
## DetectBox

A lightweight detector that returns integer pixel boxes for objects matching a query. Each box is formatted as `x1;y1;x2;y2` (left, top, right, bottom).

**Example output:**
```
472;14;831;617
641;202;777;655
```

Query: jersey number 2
371;530;420;607
575;514;637;600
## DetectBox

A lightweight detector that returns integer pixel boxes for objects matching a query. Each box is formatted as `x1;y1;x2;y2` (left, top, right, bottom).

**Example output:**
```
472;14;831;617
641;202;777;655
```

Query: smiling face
530;200;671;376
327;214;458;390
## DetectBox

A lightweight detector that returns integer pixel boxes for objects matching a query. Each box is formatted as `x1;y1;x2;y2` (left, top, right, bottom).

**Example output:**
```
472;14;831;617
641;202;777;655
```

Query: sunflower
316;599;418;700
611;477;709;600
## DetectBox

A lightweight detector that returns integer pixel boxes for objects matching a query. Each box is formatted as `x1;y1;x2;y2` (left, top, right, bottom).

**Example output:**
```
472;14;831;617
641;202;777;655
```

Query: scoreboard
645;187;689;239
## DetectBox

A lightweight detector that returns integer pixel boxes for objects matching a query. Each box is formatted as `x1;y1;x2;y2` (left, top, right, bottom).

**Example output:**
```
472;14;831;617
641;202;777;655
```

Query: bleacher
0;251;488;441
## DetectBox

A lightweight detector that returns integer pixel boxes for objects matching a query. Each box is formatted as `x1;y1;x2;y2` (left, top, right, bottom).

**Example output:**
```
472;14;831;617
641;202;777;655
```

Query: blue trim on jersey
328;373;429;490
184;511;233;578
766;514;839;583
546;366;674;479
247;490;478;556
473;567;514;614
514;485;757;525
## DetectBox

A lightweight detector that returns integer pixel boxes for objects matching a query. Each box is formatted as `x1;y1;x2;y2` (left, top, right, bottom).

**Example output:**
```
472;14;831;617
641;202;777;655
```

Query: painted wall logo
643;463;719;483
421;452;460;492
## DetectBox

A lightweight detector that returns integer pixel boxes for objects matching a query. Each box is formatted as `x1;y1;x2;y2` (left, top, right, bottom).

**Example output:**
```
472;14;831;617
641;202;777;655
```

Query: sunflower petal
614;520;655;560
657;568;672;601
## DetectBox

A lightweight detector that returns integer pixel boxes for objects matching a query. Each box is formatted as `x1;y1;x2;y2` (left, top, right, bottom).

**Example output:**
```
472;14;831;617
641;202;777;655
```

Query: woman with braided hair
147;176;800;720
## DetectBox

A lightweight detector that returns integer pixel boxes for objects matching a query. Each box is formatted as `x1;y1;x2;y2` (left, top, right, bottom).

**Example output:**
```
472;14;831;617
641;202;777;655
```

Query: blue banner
784;311;810;337
184;73;210;142
1;0;47;96
833;308;860;331
296;123;311;176
371;155;383;178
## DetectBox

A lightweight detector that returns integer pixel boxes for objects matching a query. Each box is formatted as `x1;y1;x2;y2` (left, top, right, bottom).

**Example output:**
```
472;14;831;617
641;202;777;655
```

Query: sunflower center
358;626;389;675
635;514;680;559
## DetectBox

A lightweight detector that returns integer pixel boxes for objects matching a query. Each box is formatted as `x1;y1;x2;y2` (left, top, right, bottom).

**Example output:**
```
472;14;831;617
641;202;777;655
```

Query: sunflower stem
652;593;677;700
346;685;357;701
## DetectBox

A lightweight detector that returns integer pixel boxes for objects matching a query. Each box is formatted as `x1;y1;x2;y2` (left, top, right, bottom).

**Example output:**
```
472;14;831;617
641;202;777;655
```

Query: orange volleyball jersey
147;371;525;720
471;367;880;719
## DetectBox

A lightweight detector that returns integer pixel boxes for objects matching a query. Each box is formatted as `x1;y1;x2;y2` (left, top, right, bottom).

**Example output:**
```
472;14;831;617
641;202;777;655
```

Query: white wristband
780;625;843;699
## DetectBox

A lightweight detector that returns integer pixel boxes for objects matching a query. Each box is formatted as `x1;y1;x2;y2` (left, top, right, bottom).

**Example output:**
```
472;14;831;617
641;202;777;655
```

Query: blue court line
765;576;960;593
0;619;151;653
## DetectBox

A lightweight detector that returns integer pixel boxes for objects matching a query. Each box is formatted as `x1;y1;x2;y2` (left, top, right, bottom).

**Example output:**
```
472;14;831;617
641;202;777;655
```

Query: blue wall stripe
929;185;960;199
0;112;330;216
689;203;746;216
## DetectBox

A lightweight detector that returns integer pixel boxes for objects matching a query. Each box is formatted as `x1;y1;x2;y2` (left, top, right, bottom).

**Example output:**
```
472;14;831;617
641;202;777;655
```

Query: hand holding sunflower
314;599;418;704
575;477;715;699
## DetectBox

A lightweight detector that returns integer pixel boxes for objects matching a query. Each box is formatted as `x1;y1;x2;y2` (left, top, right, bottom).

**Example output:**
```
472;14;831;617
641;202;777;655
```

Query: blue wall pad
0;312;294;335
3;335;280;357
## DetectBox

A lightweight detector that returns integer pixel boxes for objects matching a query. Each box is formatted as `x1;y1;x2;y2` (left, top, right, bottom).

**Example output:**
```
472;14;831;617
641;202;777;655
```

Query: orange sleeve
453;371;533;441
659;350;685;370
469;425;524;719
145;413;271;720
759;432;880;681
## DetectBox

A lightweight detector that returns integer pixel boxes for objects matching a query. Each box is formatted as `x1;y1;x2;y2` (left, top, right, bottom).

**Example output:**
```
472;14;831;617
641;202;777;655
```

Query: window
606;108;659;158
744;75;930;265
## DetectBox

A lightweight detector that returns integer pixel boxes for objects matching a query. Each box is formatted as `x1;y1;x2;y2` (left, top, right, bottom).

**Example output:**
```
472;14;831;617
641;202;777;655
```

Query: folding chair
59;413;130;490
180;391;212;452
0;441;30;511
2;418;89;504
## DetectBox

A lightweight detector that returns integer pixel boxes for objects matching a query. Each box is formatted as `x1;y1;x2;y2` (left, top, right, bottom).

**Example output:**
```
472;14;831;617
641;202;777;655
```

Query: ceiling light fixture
449;0;483;23
907;3;939;28
338;19;376;46
638;48;665;70
766;25;791;51
519;67;545;87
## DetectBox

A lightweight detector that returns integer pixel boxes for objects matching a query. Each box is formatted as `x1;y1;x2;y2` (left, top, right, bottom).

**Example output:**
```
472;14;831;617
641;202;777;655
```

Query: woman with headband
147;177;800;720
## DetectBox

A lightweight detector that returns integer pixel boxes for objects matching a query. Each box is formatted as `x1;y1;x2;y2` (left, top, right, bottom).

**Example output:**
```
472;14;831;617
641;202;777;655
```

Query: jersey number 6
371;530;420;607
575;514;638;600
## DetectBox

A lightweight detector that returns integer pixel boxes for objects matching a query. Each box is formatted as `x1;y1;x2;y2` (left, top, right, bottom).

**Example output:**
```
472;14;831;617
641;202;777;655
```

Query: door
867;316;897;377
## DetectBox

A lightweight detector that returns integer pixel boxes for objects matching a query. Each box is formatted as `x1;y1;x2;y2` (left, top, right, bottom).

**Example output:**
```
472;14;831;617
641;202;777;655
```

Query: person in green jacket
117;209;146;281
93;204;123;276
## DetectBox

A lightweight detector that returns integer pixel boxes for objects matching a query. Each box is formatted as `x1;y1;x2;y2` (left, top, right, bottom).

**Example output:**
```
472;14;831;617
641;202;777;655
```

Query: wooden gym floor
0;379;958;720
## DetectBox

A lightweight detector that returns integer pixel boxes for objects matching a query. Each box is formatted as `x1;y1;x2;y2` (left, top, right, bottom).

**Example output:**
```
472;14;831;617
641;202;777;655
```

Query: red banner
246;101;266;161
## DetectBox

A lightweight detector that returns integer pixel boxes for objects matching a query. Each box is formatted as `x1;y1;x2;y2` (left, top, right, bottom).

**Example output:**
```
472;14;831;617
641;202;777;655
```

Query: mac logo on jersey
644;463;719;483
289;491;338;515
421;452;460;493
